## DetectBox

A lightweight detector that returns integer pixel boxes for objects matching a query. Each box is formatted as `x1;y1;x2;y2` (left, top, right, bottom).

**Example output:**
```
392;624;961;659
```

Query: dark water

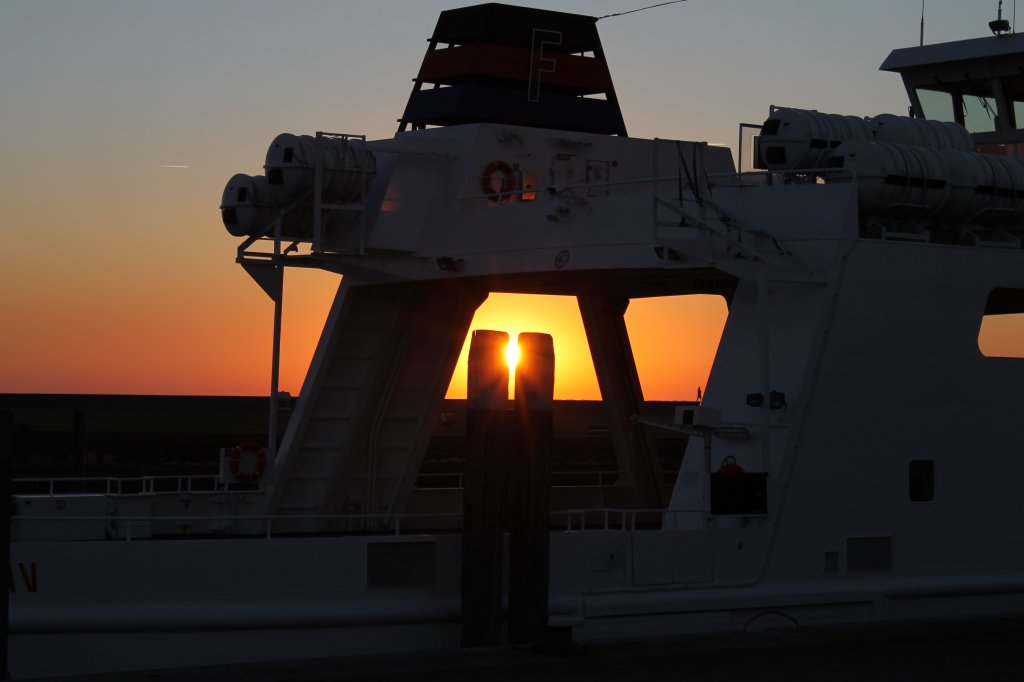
68;616;1024;682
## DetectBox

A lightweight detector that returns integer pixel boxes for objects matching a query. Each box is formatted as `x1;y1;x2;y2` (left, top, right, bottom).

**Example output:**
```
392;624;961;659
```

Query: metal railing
412;470;648;490
15;469;681;497
13;475;227;497
557;507;705;532
11;511;465;542
11;505;711;542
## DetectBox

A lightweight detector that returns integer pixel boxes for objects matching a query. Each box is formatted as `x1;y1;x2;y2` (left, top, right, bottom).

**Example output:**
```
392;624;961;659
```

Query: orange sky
1;2;1021;401
446;293;728;401
978;314;1024;359
0;140;1018;400
5;256;1017;401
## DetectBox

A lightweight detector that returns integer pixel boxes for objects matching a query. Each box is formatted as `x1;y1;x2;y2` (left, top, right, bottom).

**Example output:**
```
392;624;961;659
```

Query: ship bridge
881;31;1024;153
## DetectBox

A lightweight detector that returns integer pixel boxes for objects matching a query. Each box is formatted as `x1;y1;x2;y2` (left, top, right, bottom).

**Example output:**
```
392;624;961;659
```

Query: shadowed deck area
57;615;1024;682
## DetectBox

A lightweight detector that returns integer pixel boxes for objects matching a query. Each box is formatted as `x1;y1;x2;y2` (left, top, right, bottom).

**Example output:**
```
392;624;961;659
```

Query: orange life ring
717;455;745;474
481;160;516;200
230;441;267;483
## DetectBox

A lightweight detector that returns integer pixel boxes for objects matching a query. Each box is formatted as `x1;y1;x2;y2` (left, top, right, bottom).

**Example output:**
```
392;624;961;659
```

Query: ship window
366;541;436;589
979;288;1024;358
916;88;956;124
909;459;934;502
1013;100;1024;131
962;95;998;134
521;170;537;201
1005;75;1024;129
847;536;892;572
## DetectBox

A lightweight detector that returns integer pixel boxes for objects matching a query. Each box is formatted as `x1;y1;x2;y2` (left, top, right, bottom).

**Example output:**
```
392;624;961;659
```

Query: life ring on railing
480;160;516;201
230;441;267;483
718;455;745;474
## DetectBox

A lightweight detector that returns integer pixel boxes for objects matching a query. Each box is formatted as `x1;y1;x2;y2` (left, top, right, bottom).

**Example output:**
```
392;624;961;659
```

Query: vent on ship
398;2;628;135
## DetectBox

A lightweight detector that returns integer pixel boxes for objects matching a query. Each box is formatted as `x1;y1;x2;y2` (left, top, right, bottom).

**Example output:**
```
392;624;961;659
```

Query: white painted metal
870;112;974;149
831;139;1024;225
219;173;277;237
264;132;375;204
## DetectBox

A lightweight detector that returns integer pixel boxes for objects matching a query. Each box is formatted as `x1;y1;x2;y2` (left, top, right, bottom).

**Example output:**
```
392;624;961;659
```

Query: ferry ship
9;3;1024;678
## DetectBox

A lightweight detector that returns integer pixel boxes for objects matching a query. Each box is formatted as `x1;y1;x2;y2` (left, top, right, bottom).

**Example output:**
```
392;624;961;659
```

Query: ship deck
52;615;1024;682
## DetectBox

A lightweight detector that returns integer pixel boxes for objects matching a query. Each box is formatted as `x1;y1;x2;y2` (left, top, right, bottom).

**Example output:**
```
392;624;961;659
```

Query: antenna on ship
919;0;924;46
991;0;1011;35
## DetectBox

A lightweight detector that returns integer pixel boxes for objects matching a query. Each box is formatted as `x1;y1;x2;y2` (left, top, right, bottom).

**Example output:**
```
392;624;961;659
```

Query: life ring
230;441;267;483
717;455;745;474
480;160;516;201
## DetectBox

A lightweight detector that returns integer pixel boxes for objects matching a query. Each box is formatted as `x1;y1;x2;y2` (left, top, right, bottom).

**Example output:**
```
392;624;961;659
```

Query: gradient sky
1;0;1017;400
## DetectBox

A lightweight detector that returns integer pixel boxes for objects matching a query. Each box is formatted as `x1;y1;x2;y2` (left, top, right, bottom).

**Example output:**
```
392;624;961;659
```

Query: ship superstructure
9;4;1024;678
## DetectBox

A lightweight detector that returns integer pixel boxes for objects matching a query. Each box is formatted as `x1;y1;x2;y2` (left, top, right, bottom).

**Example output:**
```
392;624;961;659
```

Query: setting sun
505;339;520;369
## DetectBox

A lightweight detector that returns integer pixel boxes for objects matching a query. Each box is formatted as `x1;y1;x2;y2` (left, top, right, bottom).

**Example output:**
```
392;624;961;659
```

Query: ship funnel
264;133;376;204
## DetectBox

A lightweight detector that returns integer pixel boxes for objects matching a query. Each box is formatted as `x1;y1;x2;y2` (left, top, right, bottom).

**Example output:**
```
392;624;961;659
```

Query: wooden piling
508;333;554;644
461;330;509;647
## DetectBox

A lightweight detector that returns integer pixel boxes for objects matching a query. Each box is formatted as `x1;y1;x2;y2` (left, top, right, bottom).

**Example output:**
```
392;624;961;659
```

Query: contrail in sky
158;164;191;169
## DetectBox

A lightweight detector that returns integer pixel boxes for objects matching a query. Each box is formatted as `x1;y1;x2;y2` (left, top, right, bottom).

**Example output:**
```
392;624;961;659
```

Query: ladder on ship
264;278;486;531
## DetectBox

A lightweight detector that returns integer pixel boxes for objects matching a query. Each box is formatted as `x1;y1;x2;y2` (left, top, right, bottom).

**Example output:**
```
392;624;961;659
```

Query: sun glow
445;293;729;401
505;339;520;370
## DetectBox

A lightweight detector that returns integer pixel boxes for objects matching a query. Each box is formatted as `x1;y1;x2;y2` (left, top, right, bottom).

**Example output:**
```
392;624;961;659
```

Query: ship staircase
263;279;485;532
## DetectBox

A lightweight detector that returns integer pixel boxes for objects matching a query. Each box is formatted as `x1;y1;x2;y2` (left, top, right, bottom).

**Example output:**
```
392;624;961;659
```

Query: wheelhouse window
915;87;997;134
916;88;956;124
962;94;998;134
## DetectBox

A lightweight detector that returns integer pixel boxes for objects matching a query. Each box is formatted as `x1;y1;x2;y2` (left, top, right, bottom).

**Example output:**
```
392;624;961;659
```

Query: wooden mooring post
508;333;554;645
461;330;509;647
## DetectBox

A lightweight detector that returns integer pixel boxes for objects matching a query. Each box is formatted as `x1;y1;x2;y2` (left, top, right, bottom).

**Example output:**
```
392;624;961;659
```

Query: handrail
14;469;683;497
459;173;695;205
12;511;465;541
556;507;707;532
11;506;708;541
706;166;857;184
12;475;227;497
409;469;681;490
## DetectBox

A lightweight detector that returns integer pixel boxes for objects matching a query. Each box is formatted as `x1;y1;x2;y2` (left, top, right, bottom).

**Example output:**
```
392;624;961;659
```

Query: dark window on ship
909;459;935;502
521;170;537;201
847;536;892;572
366;541;437;589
